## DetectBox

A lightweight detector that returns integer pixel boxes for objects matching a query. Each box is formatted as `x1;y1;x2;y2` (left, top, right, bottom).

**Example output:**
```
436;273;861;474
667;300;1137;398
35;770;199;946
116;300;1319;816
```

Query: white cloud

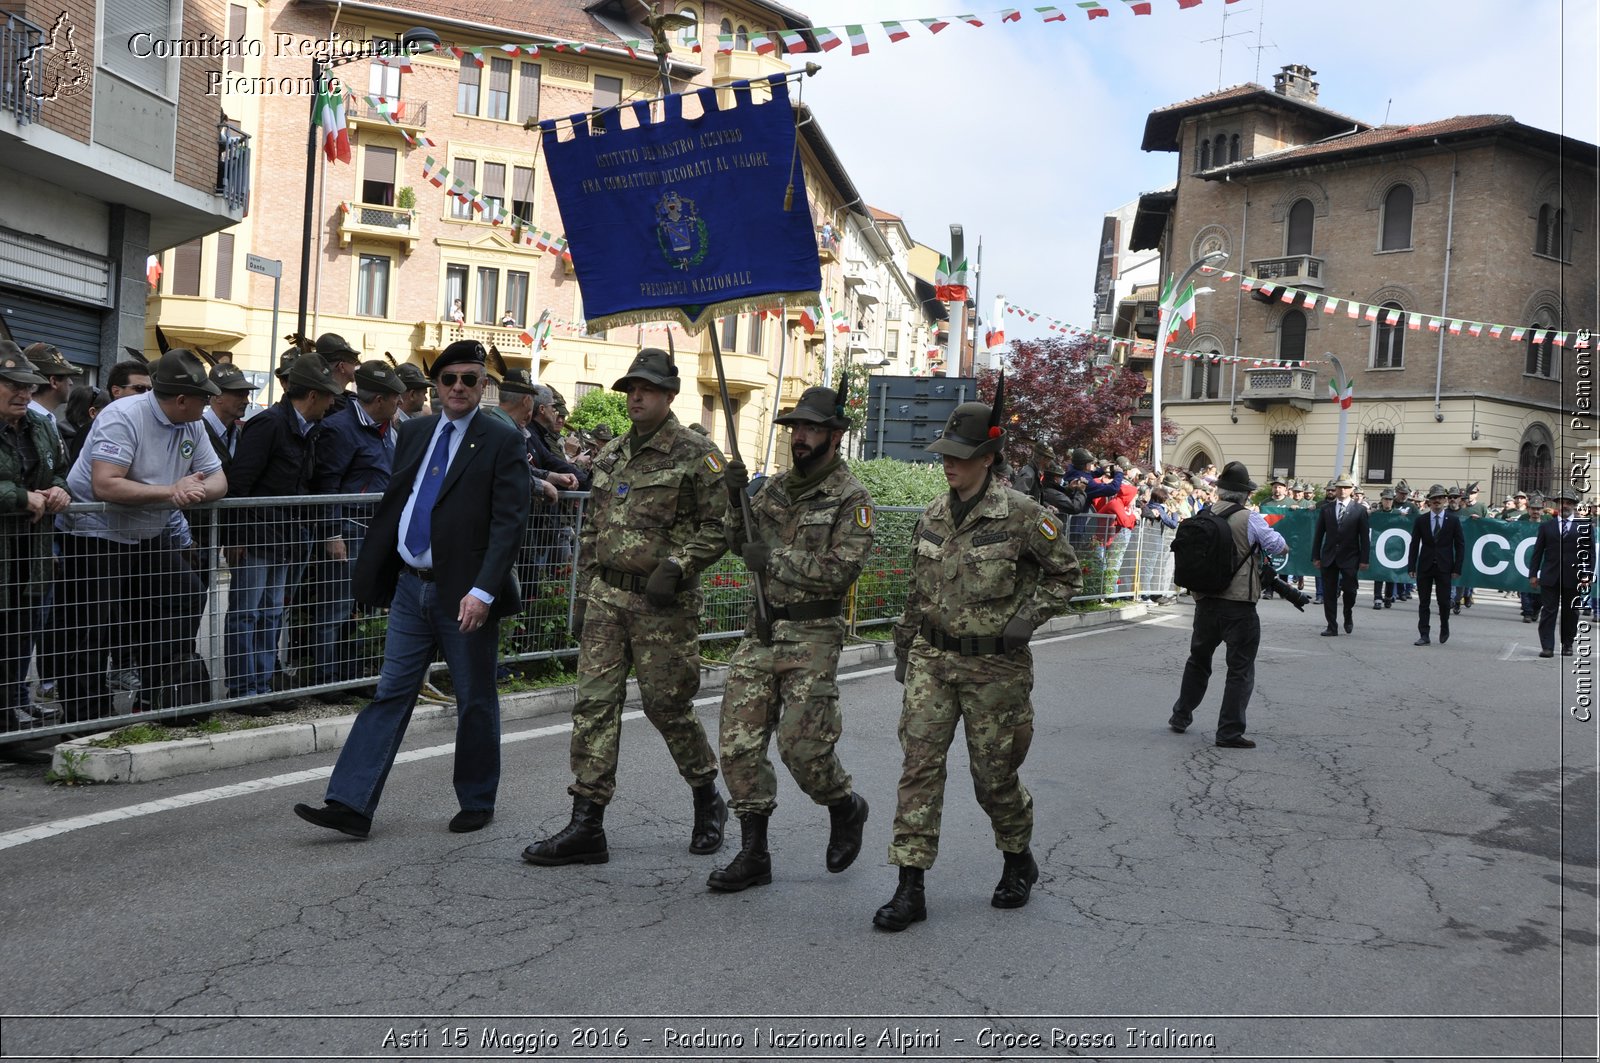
785;0;1597;343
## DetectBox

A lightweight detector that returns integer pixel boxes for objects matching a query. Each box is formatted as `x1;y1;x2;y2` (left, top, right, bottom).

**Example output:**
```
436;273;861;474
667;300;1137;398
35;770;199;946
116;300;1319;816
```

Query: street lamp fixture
296;26;441;349
1150;249;1228;471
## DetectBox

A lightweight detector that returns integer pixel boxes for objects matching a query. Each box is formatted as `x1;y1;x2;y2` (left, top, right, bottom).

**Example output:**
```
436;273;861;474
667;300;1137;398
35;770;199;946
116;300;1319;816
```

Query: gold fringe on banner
585;291;821;336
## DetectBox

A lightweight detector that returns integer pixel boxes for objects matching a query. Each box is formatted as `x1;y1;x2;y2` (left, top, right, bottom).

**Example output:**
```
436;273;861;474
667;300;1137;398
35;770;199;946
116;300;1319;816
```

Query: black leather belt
770;599;843;622
920;619;1006;656
598;566;649;593
406;565;435;582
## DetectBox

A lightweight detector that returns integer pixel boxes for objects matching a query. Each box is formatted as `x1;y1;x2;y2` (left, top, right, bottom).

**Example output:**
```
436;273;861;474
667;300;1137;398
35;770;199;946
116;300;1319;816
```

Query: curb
53;603;1152;784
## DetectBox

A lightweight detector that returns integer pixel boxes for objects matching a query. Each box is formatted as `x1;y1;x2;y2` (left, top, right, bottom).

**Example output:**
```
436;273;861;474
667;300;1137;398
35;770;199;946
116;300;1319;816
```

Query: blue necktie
404;422;454;556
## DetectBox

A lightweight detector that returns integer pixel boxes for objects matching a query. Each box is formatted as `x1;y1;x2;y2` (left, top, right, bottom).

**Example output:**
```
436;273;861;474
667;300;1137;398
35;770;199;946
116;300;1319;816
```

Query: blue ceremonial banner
540;74;821;333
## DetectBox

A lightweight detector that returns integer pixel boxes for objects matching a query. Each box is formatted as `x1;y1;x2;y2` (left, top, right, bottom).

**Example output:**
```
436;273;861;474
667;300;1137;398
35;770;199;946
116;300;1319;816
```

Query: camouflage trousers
569;593;718;805
888;643;1035;869
719;635;853;817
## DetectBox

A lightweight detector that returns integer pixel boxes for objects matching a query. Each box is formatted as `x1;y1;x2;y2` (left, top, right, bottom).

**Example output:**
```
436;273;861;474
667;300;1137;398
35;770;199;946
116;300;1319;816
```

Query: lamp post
1150;249;1227;470
296;27;440;349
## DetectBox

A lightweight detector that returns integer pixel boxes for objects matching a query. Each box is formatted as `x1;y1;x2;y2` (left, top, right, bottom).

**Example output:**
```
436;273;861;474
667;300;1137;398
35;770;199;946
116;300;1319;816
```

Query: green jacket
0;410;69;610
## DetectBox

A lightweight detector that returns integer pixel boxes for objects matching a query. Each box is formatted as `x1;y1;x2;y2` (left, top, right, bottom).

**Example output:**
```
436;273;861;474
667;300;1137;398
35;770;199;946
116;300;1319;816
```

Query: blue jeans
309;533;364;685
325;570;502;818
225;547;300;698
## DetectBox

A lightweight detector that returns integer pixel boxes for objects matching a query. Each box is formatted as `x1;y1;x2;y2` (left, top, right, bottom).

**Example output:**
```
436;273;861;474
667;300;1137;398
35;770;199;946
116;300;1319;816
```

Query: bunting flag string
1005;267;1592;366
417;155;573;262
1001;300;1325;366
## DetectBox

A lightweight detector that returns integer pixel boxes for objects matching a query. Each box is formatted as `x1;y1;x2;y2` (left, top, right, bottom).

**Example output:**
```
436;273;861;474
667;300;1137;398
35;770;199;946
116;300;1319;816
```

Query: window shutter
172;239;202;297
214;233;234;300
364;145;396;185
517;63;541;123
103;0;173;94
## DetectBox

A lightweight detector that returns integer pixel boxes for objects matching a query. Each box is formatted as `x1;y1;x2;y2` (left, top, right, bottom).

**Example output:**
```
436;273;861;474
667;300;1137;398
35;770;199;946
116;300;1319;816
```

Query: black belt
598;566;649;593
770;599;842;622
406;565;435;582
920;619;1006;656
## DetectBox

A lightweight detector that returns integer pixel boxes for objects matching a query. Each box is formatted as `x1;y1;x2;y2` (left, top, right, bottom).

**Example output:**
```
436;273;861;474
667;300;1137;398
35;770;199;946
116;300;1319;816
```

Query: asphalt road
0;594;1594;1062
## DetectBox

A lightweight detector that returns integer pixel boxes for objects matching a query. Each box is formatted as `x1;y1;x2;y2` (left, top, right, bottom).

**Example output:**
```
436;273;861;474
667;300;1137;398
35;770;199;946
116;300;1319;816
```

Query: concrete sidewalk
52;603;1152;784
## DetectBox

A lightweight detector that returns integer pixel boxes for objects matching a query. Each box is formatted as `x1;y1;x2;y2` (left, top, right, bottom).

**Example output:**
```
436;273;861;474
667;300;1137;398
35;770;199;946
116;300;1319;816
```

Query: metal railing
3;498;1167;745
349;95;427;126
0;14;44;125
217;127;252;211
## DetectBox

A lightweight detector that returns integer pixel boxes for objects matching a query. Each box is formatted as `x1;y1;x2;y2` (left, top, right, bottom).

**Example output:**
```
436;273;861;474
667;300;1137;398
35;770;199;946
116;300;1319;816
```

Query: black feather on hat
155;325;171;355
989;371;1006;438
383;351;398;368
191;346;217;368
486;343;509;381
122;346;150;365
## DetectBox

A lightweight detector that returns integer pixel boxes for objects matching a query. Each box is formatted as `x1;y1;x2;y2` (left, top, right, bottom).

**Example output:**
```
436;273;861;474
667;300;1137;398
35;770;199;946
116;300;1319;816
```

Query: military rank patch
616;482;630;498
704;452;725;474
180;439;195;459
1038;515;1061;541
855;505;873;529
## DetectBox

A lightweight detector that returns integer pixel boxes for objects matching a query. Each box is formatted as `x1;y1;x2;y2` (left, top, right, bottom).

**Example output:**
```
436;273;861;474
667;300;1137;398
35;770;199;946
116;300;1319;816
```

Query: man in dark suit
1310;474;1371;636
1407;484;1465;647
293;340;531;838
1530;487;1590;659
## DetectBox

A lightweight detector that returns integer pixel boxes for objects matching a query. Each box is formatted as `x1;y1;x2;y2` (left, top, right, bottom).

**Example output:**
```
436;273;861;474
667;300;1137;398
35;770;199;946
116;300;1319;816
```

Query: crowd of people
0;334;618;746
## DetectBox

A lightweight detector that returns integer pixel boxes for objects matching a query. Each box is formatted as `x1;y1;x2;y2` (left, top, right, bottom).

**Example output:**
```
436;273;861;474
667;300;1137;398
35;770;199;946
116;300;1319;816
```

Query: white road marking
0;613;1177;851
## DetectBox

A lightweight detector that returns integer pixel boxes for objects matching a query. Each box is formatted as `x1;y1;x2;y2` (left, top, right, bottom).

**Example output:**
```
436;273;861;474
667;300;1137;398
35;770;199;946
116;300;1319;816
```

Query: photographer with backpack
1165;462;1288;749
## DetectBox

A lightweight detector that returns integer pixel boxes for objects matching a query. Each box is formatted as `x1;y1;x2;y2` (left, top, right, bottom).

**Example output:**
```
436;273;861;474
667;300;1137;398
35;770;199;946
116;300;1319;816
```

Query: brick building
1131;64;1598;496
0;0;245;375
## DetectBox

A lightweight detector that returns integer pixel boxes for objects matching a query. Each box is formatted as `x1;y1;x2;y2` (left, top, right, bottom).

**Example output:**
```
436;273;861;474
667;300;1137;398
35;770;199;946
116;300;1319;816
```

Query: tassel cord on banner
544;67;821;139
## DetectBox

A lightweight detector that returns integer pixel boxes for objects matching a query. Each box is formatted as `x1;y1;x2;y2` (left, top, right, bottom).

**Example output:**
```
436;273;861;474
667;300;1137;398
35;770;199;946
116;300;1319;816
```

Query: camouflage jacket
894;472;1081;658
580;413;728;607
733;457;874;641
0;410;69;610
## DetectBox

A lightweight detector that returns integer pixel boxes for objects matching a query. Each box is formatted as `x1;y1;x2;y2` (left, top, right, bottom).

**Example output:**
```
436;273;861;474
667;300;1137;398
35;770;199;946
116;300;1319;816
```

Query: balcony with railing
0;15;44;126
338;202;419;251
419;320;536;356
817;228;840;264
347;96;428;131
1250;254;1327;293
1132;392;1153;419
1242;365;1318;411
697;349;768;392
216;126;251;212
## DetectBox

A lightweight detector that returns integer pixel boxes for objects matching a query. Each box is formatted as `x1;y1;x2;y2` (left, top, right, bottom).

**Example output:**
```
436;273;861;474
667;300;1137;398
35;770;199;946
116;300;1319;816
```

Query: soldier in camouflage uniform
522;348;731;867
706;383;873;892
873;383;1082;932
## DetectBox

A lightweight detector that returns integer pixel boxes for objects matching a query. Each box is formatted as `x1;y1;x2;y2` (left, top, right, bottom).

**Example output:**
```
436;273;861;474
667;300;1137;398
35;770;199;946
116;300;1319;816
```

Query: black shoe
1168;711;1191;734
1523;615;1536;623
1414;636;1431;646
872;867;927;932
449;809;493;833
1451;604;1461;615
1343;617;1354;634
825;793;869;873
1463;597;1473;609
1539;649;1555;658
0;743;52;765
1313;596;1323;604
1320;626;1339;636
293;801;371;839
1384;600;1392;609
707;814;772;892
1373;600;1383;610
1215;736;1256;748
234;702;279;718
522;796;609;865
689;782;728;855
1563;644;1574;657
1439;627;1450;644
991;848;1039;909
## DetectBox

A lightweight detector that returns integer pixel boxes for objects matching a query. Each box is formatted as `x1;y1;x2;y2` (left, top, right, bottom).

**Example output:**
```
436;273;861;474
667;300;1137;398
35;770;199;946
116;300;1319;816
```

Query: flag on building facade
316;80;351;163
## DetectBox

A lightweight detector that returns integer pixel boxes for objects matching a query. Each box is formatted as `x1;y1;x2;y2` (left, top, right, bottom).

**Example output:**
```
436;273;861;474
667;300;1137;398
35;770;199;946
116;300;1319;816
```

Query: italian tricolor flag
884;20;910;41
1328;378;1354;409
813;27;843;51
934;256;969;302
1160;275;1196;341
316;81;351;163
846;25;868;55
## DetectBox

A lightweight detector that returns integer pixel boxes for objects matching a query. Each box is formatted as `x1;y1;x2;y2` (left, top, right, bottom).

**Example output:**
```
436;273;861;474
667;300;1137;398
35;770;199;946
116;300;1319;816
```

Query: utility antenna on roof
1250;0;1276;83
1200;3;1253;91
1383;98;1393;124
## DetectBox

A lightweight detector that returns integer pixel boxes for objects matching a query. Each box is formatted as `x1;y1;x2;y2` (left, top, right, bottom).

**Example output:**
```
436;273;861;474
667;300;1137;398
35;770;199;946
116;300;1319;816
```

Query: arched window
735;23;749;49
1279;310;1307;364
1536;205;1570;260
675;7;698;46
1286;199;1315;255
1381;184;1413;251
1187;450;1212;475
1519;424;1554;494
1213;135;1227;166
1199;139;1211;170
1536;204;1553;254
1373;302;1406;368
1229;133;1241;163
1526;306;1559;379
1187;349;1222;399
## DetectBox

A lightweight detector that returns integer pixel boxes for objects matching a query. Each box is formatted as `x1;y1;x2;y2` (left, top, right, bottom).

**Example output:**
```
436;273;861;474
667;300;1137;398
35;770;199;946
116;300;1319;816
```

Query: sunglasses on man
438;372;480;389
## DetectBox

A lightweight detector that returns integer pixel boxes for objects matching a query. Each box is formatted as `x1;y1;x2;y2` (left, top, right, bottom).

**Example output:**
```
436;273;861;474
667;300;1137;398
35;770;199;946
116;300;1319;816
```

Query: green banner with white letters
1260;507;1544;591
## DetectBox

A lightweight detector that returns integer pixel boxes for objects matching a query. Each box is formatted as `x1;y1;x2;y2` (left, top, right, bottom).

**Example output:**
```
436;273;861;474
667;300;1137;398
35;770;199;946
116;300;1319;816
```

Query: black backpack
1170;503;1256;593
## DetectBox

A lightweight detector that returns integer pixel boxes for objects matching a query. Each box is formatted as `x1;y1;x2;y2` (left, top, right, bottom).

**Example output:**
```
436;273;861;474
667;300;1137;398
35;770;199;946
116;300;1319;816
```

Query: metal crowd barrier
4;496;1168;745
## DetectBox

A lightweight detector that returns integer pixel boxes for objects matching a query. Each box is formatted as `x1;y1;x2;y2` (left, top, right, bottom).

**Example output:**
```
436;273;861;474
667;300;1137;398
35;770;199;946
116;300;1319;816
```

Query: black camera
1261;559;1312;611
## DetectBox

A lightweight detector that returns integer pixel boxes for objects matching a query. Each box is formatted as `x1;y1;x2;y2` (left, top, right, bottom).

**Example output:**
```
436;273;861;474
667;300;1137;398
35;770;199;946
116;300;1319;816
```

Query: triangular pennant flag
918;17;951;33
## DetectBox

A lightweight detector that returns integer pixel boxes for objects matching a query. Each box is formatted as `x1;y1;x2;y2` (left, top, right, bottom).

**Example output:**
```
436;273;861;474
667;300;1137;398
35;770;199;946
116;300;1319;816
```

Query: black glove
894;657;908;684
645;559;683;607
724;459;749;509
1001;614;1035;653
739;539;771;574
570;599;587;640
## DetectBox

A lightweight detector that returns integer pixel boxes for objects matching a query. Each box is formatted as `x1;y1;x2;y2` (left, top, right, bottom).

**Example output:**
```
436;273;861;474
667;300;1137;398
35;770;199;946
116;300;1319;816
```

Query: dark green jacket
0;410;69;609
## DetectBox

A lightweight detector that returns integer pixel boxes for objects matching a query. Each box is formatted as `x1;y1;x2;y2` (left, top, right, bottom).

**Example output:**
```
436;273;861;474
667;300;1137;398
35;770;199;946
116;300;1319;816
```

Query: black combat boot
707;814;771;891
689;782;728;854
522;796;608;865
991;848;1039;909
872;867;927;932
825;793;869;873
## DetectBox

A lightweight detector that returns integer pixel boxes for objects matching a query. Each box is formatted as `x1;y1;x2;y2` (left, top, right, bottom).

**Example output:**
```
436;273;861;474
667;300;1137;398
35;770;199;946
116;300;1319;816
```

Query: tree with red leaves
977;336;1174;468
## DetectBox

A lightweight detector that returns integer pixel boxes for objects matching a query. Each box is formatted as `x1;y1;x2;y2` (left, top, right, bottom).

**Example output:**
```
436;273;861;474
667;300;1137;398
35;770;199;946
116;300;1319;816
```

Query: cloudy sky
786;0;1598;340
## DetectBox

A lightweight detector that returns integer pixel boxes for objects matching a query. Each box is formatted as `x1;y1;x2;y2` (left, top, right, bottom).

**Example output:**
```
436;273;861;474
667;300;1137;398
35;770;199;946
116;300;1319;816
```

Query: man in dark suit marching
1310;474;1371;636
294;340;531;838
1407;484;1465;647
1530;487;1590;659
